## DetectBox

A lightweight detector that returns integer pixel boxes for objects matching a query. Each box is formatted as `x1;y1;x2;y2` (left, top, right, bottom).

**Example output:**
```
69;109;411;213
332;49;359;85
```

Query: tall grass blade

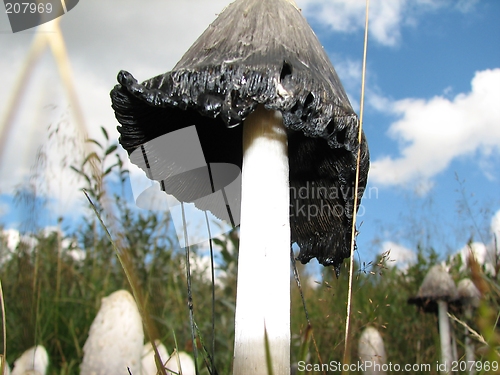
180;203;199;375
263;325;274;375
193;321;217;375
204;212;216;365
296;324;312;375
0;24;47;163
343;0;370;367
290;249;324;372
0;279;6;375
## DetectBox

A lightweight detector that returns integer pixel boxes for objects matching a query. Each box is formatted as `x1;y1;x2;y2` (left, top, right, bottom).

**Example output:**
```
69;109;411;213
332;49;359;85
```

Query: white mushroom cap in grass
164;351;195;375
141;341;169;375
358;327;387;375
81;290;144;375
409;264;458;313
10;345;48;375
457;278;481;310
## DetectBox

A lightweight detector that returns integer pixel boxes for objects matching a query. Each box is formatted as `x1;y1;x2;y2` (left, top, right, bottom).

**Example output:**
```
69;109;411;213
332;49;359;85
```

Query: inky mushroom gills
111;0;369;271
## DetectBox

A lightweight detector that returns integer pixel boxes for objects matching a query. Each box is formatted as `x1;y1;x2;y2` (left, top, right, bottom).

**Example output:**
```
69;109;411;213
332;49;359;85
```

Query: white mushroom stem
451;328;458;364
463;306;476;375
233;105;290;375
458;278;481;375
464;324;475;375
437;300;453;374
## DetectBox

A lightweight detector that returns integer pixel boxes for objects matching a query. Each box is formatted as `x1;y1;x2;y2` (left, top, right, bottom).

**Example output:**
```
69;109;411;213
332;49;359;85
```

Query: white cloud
0;201;8;217
0;1;229;222
370;69;500;190
492;209;500;243
445;209;500;275
456;0;479;13
0;0;492;229
185;251;232;288
1;228;21;253
328;57;363;110
0;228;40;265
458;241;496;275
297;0;475;46
383;209;500;274
379;241;416;270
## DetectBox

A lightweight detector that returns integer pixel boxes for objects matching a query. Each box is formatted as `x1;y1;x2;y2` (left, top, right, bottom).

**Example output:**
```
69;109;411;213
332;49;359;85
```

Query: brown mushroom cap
408;264;458;313
111;0;370;271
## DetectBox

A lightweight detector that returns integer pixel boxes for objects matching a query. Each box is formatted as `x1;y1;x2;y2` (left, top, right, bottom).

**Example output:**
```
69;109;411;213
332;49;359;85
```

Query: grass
1;191;500;374
0;126;499;374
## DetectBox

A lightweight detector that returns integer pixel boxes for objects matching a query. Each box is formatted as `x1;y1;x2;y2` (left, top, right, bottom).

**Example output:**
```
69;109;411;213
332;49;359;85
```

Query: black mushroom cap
110;0;370;272
408;264;459;313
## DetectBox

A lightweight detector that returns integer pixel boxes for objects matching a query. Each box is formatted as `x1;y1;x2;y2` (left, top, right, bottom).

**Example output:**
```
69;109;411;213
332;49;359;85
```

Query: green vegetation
0;134;499;375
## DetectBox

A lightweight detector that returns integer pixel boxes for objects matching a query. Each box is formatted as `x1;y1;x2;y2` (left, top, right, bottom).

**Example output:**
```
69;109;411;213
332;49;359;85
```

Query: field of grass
1;141;499;374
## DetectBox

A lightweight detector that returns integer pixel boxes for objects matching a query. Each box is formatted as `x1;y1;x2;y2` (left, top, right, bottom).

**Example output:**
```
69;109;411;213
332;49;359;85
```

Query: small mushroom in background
358;326;387;375
141;341;169;375
409;264;458;374
457;278;481;375
164;351;195;375
10;345;48;375
111;0;369;373
80;290;144;375
457;278;481;314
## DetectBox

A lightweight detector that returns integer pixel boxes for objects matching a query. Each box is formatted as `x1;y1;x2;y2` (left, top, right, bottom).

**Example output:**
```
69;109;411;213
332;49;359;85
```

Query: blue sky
314;0;500;264
0;0;499;270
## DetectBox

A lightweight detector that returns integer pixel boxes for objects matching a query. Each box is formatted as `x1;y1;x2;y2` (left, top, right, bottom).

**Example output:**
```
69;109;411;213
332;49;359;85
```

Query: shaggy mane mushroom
110;0;369;373
409;264;458;373
457;278;482;371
